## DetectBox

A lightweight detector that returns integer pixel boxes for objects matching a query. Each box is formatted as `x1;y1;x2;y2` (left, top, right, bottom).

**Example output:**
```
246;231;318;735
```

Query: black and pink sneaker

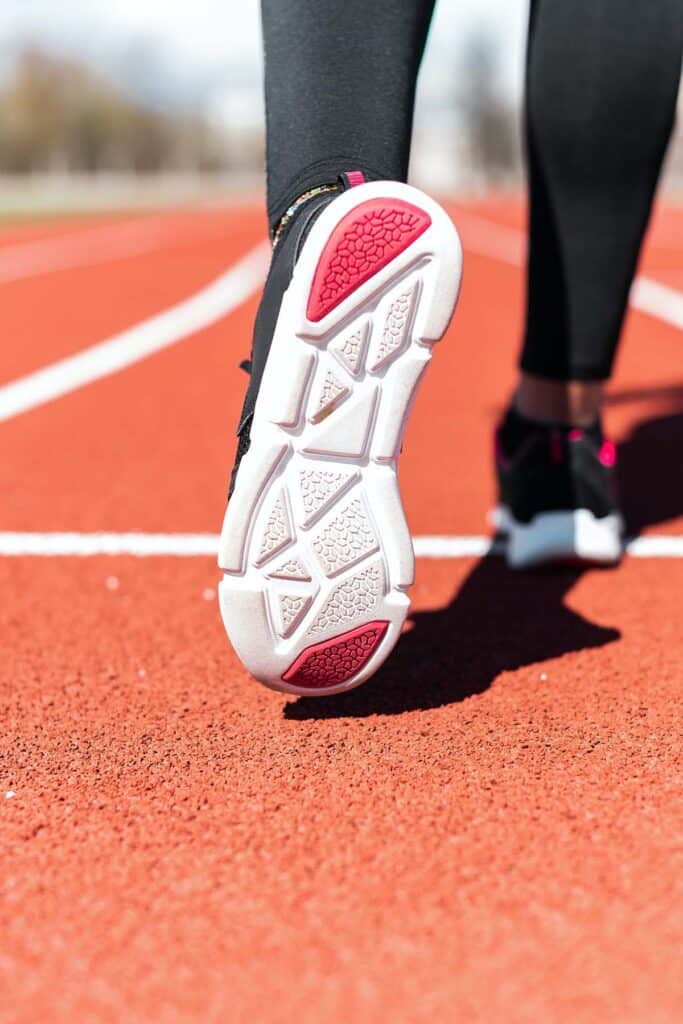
219;174;462;695
492;408;624;568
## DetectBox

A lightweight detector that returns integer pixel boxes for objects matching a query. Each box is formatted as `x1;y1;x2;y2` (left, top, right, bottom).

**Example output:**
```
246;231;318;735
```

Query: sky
0;0;530;114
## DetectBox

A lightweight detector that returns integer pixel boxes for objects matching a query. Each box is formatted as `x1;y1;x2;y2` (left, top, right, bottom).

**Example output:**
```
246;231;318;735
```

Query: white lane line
1;208;677;427
455;211;525;267
0;241;270;423
0;533;220;556
0;218;205;284
626;535;683;557
1;532;682;558
455;210;683;331
414;535;497;558
630;277;683;330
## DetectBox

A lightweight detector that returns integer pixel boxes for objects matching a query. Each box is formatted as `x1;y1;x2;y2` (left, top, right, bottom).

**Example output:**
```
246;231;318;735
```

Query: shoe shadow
615;398;683;534
285;559;619;719
284;387;683;721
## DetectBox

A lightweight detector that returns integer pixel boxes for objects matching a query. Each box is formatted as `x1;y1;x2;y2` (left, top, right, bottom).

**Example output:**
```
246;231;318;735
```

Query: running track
1;197;682;1022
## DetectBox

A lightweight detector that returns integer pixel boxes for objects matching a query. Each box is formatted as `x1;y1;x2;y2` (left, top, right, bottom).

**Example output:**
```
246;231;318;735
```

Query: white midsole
492;505;624;568
218;182;463;695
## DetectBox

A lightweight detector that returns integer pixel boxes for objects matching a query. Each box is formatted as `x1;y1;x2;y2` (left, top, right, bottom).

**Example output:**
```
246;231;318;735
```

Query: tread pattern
254;489;293;566
371;285;416;370
276;592;312;637
219;184;458;694
308;563;385;636
267;555;311;581
330;324;368;377
306;199;431;322
312;497;379;576
309;368;349;423
282;621;389;690
299;467;357;527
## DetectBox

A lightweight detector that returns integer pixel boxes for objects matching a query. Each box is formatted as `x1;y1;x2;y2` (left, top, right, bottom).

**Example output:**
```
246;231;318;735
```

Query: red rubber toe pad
306;199;431;322
282;621;389;690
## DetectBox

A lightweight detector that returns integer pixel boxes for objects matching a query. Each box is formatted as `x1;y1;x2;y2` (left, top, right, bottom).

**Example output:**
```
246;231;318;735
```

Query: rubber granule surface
1;198;682;1022
2;555;682;1023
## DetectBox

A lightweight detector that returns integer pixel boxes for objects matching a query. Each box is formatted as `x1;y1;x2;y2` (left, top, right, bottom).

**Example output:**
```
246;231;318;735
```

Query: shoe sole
493;506;624;569
218;182;462;695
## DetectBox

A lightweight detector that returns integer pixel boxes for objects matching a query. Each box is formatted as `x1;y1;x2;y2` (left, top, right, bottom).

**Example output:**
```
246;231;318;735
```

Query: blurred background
1;0;680;218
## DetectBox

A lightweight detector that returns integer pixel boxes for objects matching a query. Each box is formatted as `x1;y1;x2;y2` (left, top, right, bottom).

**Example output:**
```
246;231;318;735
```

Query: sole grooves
306;198;431;322
282;621;389;690
219;182;462;694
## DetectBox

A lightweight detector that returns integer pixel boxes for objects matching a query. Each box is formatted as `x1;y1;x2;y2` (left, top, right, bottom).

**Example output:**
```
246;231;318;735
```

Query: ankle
514;373;604;427
271;183;339;248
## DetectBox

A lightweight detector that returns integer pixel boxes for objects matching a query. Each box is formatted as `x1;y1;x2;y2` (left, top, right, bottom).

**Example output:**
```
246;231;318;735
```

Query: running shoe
218;175;462;695
492;409;624;568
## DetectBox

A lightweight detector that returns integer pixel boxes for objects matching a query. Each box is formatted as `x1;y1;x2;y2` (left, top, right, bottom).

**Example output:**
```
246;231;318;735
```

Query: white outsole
492;506;624;569
218;182;462;696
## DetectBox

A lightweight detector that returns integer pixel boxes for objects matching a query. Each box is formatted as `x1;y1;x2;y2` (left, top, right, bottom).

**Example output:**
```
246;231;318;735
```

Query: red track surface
1;196;682;1022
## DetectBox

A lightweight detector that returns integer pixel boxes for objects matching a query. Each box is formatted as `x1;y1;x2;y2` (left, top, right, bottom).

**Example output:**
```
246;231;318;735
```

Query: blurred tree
0;49;228;174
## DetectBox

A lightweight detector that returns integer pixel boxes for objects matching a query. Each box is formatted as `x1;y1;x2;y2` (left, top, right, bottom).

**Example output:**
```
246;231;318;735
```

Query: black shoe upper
228;188;340;497
495;407;620;525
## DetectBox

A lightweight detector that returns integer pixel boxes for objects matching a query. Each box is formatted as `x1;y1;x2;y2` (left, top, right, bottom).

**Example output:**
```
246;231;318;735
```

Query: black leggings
261;0;682;382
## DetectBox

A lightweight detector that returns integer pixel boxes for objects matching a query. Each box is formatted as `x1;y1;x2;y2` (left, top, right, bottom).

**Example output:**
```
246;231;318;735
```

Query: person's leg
231;0;437;476
496;0;682;567
261;0;436;236
518;0;683;423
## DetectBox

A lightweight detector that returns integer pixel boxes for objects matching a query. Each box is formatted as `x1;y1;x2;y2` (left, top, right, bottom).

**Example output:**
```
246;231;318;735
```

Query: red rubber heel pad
306;199;431;323
282;621;389;690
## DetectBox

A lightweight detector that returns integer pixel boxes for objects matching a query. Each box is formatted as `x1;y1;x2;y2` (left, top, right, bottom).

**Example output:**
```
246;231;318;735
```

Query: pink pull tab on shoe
340;170;366;188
